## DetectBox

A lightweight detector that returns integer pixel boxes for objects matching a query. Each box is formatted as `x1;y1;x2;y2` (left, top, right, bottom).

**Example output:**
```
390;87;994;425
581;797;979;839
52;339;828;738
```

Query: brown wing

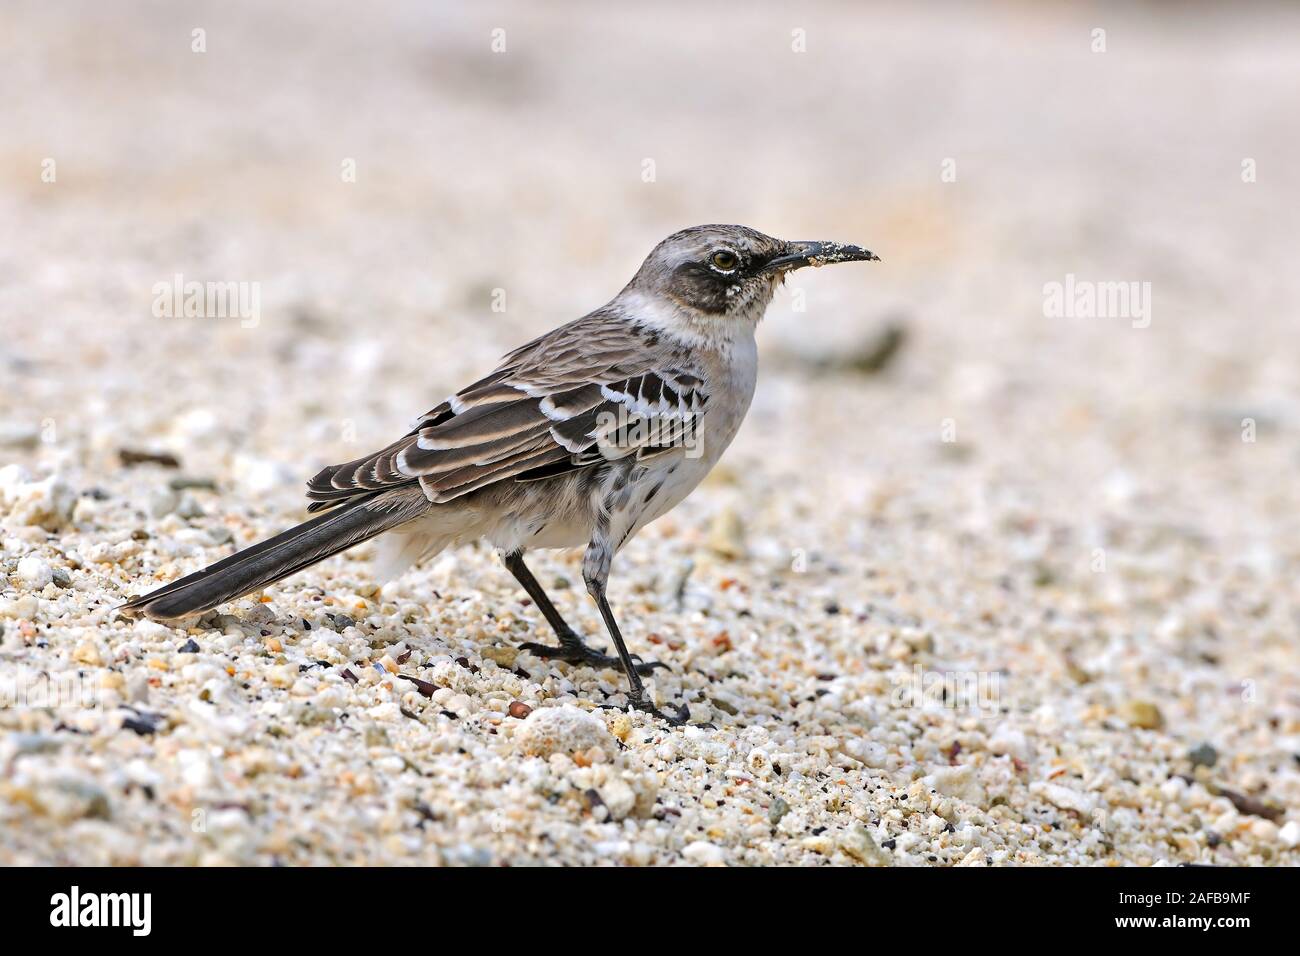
305;313;707;510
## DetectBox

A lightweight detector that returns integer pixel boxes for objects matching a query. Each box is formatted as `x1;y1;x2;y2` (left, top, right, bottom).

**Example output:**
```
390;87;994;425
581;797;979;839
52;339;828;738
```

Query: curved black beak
761;240;880;274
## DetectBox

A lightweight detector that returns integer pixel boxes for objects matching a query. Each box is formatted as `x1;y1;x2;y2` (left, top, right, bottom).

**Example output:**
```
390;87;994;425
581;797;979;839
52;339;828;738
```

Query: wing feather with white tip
306;312;708;509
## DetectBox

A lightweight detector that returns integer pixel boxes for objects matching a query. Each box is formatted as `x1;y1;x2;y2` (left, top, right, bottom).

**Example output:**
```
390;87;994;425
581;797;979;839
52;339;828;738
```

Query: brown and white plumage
305;312;711;509
120;225;878;722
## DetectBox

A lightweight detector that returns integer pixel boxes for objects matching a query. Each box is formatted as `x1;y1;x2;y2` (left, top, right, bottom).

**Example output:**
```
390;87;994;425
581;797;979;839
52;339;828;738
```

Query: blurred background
2;1;1297;533
1;1;1299;863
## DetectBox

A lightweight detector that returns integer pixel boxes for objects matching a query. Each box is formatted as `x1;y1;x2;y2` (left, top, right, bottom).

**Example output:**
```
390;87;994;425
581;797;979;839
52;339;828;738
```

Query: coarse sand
1;2;1298;865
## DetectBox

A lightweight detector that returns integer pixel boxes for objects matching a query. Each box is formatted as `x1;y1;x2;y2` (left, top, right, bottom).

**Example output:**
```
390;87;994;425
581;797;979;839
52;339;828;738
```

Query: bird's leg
581;544;689;726
503;551;666;676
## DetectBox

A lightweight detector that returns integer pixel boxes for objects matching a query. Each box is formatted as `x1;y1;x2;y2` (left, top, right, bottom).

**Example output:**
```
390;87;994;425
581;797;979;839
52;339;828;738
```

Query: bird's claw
518;639;669;676
597;697;690;727
629;697;691;727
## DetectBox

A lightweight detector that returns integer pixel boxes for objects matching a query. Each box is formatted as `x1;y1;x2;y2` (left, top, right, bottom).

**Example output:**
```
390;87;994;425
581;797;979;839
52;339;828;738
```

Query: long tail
118;488;430;621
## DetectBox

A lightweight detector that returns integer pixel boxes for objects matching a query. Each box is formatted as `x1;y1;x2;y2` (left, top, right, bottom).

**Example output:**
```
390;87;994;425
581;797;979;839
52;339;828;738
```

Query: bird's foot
598;695;691;727
519;634;669;676
628;696;691;727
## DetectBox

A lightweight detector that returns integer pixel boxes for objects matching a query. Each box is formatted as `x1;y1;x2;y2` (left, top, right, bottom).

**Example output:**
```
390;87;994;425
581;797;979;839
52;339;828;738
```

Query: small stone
1188;742;1218;768
516;705;612;758
682;841;726;865
706;507;747;560
802;835;834;856
0;423;40;448
1122;700;1164;730
508;701;532;719
746;748;772;777
121;711;164;735
1279;820;1300;848
838;826;893;866
146;487;179;519
169;475;217;491
0;468;75;529
72;641;102;666
710;696;739;716
133;619;172;641
599;777;637;821
608;714;632;741
125;673;149;702
1250;818;1278;841
1035;782;1098;816
209;613;243;634
988;728;1032;762
428;659;473;692
179;638;200;654
4;732;62;758
768;797;790;825
925;765;987;806
481;646;518;668
16;556;53;589
177;749;215;788
51;567;72;588
244;604;276;625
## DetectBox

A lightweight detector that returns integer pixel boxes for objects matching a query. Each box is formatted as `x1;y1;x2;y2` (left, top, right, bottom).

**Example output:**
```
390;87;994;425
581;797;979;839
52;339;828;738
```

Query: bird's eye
710;250;739;271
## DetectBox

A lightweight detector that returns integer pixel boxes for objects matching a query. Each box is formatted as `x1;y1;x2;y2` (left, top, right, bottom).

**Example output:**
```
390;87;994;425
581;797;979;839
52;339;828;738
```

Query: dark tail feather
118;489;428;621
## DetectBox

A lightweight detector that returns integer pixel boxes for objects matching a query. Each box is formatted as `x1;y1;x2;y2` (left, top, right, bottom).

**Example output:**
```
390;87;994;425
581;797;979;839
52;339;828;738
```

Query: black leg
582;552;689;727
502;551;667;676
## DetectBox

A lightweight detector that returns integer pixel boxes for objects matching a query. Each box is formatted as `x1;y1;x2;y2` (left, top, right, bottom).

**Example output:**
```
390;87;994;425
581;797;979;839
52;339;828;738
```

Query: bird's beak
762;240;880;273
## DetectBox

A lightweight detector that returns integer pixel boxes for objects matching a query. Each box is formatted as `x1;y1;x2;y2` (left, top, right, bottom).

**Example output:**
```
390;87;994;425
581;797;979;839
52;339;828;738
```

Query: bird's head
621;224;879;330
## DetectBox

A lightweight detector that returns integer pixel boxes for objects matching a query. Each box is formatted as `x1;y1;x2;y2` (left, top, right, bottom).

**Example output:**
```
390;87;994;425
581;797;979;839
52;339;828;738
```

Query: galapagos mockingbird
121;224;878;723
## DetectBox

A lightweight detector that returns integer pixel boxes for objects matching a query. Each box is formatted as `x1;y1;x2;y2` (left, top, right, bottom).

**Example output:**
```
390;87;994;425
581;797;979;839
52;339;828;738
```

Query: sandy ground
1;1;1298;865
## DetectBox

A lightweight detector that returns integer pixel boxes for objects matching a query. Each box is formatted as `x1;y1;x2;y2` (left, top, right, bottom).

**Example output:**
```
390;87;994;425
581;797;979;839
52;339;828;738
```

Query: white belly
608;356;758;549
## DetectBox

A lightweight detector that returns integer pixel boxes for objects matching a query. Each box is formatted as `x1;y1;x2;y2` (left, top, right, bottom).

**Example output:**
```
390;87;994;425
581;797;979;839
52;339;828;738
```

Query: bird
120;225;879;723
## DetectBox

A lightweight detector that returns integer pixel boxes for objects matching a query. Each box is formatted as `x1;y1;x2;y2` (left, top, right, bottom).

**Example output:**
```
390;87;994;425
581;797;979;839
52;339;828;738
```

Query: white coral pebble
516;705;611;757
1278;821;1300;849
16;556;53;588
682;842;727;865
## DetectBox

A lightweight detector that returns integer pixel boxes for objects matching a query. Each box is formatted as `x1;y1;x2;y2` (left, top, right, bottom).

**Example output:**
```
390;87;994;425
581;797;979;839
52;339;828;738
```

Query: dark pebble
121;712;164;735
1188;742;1218;768
400;674;437;697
